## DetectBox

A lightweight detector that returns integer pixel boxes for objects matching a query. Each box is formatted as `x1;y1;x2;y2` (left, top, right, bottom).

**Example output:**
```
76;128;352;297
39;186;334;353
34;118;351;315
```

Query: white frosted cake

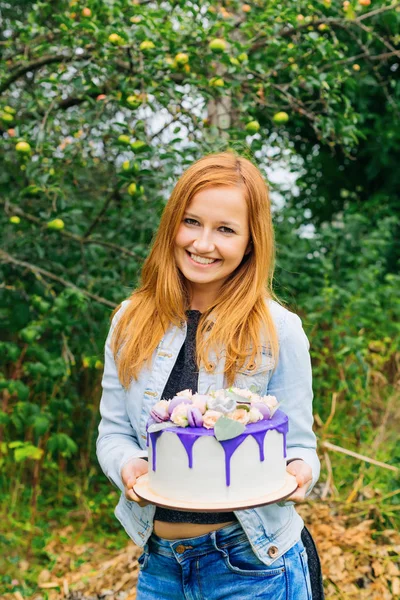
146;388;289;506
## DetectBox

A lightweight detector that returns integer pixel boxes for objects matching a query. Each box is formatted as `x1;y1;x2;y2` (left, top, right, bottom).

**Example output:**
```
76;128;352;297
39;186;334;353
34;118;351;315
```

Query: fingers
126;475;137;489
121;459;150;507
121;458;149;487
124;472;149;507
286;460;312;503
125;486;141;502
125;487;149;507
286;483;308;502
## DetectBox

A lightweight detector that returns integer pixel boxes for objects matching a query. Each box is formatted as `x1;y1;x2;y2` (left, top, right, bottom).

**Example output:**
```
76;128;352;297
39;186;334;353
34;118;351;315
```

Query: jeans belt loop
210;529;219;551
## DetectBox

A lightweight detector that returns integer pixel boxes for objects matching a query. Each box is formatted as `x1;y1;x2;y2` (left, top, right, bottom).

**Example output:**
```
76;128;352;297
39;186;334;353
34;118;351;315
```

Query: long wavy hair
111;150;279;388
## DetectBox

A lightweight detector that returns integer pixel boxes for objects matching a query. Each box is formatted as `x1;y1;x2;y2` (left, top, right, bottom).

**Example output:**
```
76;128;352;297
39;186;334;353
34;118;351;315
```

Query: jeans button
268;545;279;558
175;544;186;554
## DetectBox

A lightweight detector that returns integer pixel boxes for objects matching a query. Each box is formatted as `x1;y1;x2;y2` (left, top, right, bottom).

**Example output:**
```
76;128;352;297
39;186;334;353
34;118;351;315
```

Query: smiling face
174;186;251;309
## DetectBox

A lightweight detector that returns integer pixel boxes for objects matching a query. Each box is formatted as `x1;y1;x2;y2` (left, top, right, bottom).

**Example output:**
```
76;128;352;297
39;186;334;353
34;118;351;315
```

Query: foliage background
0;0;399;597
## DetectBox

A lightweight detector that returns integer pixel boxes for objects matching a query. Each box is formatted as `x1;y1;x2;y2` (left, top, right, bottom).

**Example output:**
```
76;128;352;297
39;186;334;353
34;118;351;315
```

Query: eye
184;218;199;226
219;226;235;234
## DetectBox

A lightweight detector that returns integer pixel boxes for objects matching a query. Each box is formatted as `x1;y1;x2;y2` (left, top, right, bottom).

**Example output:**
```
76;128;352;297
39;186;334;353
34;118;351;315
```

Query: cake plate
133;472;298;512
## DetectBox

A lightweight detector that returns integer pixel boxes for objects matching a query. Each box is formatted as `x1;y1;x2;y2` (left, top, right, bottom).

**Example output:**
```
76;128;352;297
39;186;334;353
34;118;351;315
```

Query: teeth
190;253;217;265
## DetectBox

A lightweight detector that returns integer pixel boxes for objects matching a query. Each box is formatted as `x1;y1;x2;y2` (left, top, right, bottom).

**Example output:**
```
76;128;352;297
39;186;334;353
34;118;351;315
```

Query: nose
192;229;215;254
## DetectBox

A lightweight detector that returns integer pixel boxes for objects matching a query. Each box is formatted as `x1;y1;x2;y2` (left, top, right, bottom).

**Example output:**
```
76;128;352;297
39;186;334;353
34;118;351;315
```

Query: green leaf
226;389;250;404
33;415;51;437
14;444;43;462
47;433;78;457
147;421;173;433
214;416;245;441
0;411;10;426
8;441;25;449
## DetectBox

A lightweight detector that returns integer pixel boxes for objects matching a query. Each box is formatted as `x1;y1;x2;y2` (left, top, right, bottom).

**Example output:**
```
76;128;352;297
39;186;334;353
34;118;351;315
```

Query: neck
189;286;220;313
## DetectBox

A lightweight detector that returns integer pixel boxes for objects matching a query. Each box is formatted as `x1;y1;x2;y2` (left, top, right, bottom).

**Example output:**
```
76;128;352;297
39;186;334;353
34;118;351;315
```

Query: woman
97;151;324;599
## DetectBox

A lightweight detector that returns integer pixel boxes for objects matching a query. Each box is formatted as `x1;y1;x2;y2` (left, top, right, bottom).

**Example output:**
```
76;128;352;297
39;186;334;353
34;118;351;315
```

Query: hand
285;460;312;503
121;458;149;507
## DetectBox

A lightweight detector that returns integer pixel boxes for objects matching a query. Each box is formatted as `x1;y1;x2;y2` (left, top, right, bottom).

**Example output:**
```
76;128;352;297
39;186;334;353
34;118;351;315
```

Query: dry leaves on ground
298;503;400;599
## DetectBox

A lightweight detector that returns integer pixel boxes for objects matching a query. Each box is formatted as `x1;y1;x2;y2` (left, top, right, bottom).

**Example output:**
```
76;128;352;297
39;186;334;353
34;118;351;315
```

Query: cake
145;388;289;506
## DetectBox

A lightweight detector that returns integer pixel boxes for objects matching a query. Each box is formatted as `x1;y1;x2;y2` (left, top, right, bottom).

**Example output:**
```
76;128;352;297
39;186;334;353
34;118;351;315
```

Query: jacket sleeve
266;310;320;496
96;301;148;493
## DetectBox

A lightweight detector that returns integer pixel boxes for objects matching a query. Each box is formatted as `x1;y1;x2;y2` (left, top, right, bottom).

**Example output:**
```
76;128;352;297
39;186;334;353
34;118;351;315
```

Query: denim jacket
96;299;320;566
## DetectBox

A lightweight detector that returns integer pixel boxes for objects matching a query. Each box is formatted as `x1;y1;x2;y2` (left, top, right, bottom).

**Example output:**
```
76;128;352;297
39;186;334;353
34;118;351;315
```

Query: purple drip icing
176;433;199;468
149;409;289;482
251;430;268;462
274;422;288;458
220;436;246;486
149;431;163;472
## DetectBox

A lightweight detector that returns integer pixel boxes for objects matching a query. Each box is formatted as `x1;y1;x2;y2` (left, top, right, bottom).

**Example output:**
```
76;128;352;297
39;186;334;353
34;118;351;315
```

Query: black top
154;310;237;524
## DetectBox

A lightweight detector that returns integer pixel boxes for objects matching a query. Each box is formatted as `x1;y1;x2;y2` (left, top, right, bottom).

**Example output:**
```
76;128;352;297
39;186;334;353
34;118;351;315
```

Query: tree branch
357;1;400;21
83;188;121;239
335;49;400;65
0;250;117;308
0;50;92;94
1;202;140;259
256;2;400;46
322;441;399;473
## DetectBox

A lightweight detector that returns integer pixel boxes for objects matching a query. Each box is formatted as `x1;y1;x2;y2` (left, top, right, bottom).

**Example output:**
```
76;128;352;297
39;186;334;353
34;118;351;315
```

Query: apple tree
0;0;399;522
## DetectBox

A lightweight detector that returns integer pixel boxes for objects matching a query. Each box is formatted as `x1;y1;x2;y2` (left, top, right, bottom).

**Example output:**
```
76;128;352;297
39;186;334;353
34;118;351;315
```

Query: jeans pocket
218;539;285;578
299;548;312;600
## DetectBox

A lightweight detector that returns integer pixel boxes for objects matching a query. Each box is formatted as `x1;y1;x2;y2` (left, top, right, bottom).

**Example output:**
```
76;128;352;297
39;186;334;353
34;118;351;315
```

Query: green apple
108;33;124;45
39;301;51;313
10;216;21;224
15;141;31;154
24;185;43;196
130;140;147;152
127;183;137;196
0;112;13;123
20;328;39;343
126;94;141;108
118;134;131;145
175;53;189;65
140;40;155;51
4;106;16;114
237;52;248;63
209;38;228;52
47;218;65;230
209;77;225;87
245;120;260;134
122;160;131;171
272;111;289;124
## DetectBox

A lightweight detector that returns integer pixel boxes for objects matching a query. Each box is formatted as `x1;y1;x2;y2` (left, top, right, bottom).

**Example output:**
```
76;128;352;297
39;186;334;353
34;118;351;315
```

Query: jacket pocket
234;347;274;392
237;346;275;376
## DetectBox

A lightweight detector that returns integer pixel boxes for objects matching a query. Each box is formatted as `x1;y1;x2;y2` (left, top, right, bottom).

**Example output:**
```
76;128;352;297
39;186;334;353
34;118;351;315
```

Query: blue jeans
136;522;312;599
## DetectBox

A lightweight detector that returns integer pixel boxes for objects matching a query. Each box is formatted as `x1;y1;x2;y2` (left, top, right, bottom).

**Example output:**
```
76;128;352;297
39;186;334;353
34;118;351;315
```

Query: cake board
133;472;298;512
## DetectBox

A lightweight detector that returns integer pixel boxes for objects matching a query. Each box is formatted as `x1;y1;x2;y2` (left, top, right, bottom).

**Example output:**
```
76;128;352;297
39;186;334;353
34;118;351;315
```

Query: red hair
112;150;278;388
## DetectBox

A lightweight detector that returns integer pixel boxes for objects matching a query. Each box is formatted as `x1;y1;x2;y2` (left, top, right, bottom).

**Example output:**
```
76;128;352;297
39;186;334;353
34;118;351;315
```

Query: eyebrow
184;212;240;230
